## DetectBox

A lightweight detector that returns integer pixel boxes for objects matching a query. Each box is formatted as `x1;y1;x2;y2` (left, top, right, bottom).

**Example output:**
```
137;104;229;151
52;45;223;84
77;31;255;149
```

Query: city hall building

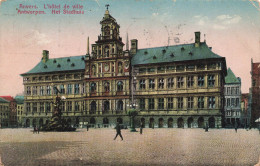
21;8;227;128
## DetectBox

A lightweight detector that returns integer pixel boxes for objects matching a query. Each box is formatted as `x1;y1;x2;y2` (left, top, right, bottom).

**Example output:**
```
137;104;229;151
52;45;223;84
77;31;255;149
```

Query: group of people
33;126;40;134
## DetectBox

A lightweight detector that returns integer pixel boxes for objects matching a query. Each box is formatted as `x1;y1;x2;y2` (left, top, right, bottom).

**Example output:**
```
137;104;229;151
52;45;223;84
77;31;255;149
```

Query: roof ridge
138;43;196;50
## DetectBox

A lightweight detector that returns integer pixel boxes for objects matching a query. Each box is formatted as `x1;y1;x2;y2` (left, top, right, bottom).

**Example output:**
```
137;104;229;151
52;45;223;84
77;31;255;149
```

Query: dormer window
67;58;70;62
170;53;174;57
57;64;61;68
181;47;185;51
44;65;47;69
144;51;148;55
153;55;156;59
189;52;193;56
162;49;166;54
53;59;57;63
71;63;75;67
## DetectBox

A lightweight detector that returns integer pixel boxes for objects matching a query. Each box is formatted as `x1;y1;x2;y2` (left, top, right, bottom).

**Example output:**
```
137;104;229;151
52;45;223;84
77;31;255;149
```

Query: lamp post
127;65;138;132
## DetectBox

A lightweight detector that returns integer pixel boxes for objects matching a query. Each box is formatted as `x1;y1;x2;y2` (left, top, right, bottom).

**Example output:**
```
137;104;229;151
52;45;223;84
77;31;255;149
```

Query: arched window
104;82;110;92
91;65;96;76
113;29;117;38
104;46;109;57
118;62;123;73
117;81;123;92
117;100;123;111
104;26;110;36
90;101;96;114
90;82;96;93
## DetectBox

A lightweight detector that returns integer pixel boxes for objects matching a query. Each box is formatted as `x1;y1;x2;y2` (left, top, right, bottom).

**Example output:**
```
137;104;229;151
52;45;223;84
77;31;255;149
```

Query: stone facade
20;8;227;128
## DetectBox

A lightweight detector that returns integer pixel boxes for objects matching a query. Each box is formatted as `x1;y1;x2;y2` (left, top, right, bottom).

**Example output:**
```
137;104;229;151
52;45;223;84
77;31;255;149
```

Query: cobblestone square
0;128;259;166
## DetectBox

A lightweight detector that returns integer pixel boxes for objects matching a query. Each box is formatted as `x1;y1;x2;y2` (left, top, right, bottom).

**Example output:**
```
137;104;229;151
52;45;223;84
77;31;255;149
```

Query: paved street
0;128;259;166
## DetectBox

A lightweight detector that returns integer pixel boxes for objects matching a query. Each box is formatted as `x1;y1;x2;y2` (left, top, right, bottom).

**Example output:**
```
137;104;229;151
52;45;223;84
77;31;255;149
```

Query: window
227;98;230;107
167;78;174;88
82;83;85;94
60;85;65;94
75;102;79;111
231;87;235;95
148;68;155;73
208;63;216;69
46;103;51;112
227;87;231;95
67;84;72;94
139;99;145;109
148;98;154;110
74;84;79;94
176;65;184;71
198;97;204;108
90;101;96;114
26;86;31;95
177;97;183;109
117;81;123;91
231;98;235;107
117;100;123;111
26;103;31;112
139;79;146;90
208;75;215;87
33;103;37;113
139;68;146;73
157;67;165;72
67;101;72;112
167;97;173;109
208;96;215;108
166;66;175;71
235;87;239;95
187;76;194;88
149;79;155;89
104;26;110;36
158;98;164;109
82;101;86;111
61;102;65;112
32;86;38;95
40;102;44;112
158;78;164;89
40;86;44;96
177;77;184;88
197;64;205;70
46;86;51;95
198;76;204;87
187;97;194;109
235;98;239;107
90;82;96;93
187;65;195;71
104;82;110;92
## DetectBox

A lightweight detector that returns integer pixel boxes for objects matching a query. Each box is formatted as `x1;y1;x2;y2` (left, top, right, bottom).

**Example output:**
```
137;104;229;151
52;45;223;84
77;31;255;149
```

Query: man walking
140;122;143;135
114;122;123;140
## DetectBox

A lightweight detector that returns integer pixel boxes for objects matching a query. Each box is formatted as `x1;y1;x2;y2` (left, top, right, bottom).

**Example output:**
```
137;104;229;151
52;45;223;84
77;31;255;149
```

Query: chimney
195;31;201;47
42;50;49;63
130;39;138;54
87;36;89;55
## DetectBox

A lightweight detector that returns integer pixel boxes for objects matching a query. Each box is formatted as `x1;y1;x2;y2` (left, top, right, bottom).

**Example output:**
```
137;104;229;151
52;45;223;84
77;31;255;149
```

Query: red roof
0;96;15;102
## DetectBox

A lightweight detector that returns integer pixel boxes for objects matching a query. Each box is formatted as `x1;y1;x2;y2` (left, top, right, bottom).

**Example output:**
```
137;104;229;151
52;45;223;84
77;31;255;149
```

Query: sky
0;0;259;96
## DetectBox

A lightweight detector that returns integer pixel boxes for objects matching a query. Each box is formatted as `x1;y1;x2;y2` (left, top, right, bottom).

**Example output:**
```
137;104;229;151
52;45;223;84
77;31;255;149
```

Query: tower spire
126;33;129;50
87;36;89;55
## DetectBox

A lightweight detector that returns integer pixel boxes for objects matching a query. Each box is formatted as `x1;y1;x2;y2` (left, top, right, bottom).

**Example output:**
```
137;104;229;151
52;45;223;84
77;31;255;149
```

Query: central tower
84;5;131;127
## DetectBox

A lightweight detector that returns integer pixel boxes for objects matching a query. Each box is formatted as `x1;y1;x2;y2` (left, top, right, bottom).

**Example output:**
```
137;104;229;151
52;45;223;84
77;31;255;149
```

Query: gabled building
20;7;227;128
224;68;241;127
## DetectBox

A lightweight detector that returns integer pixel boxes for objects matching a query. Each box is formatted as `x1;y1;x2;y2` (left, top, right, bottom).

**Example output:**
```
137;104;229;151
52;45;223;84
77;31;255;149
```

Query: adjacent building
0;96;17;127
224;68;241;127
241;93;250;127
250;59;260;127
20;7;227;128
15;95;24;127
0;97;10;127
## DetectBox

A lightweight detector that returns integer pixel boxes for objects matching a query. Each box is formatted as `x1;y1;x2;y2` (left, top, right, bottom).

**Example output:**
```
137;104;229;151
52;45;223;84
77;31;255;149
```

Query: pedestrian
205;123;208;132
37;126;40;134
140;122;143;135
114;122;123;140
235;126;237;133
86;122;89;131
